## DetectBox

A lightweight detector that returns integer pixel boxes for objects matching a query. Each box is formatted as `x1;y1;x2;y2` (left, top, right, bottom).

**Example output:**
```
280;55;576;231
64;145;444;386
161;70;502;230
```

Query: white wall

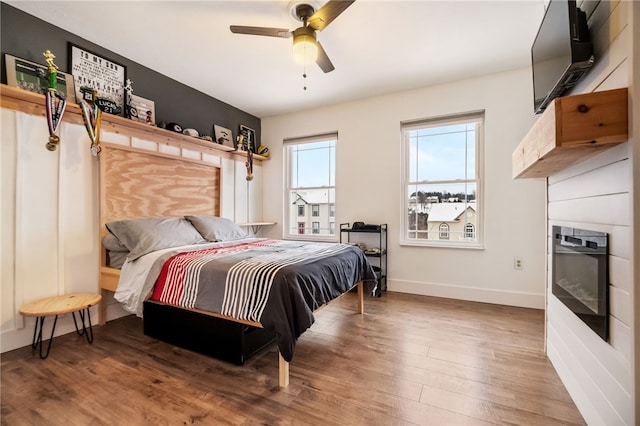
632;0;640;420
545;1;637;424
0;110;261;353
1;110;100;352
261;67;547;309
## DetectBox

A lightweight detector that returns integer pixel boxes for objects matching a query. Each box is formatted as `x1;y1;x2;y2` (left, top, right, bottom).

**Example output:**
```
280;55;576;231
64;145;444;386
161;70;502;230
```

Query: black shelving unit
340;223;387;296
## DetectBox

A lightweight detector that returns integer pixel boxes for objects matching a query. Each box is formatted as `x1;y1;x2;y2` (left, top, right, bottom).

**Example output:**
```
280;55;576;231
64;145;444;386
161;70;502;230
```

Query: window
465;223;475;239
329;222;335;234
329;203;335;217
285;132;337;239
401;111;483;248
439;223;450;240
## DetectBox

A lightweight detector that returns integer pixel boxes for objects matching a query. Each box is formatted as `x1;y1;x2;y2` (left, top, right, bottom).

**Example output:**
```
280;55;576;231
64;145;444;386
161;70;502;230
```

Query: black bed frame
143;300;277;365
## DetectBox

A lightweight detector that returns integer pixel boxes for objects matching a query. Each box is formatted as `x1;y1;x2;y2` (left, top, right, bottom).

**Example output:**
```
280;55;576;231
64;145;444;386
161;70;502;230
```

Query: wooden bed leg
357;281;364;315
98;289;108;325
279;352;290;388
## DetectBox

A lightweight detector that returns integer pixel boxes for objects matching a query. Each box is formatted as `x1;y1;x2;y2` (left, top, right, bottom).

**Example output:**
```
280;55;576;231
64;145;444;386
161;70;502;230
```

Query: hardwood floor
1;292;585;425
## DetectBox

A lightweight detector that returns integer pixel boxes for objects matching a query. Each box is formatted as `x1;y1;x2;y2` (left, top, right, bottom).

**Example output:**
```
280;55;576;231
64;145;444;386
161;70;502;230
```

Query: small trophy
124;79;133;119
43;50;67;151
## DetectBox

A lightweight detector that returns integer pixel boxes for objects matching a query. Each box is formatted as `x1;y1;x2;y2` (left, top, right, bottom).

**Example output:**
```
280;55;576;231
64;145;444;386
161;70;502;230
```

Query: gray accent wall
0;2;260;144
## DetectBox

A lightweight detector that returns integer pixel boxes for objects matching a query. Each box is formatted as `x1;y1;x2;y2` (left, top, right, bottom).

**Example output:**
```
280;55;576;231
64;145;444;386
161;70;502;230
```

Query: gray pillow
184;215;247;242
102;232;129;252
106;217;206;261
108;251;128;269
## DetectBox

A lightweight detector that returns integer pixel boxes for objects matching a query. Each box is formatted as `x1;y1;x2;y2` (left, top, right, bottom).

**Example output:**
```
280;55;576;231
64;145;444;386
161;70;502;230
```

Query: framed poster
213;124;234;147
5;54;75;100
69;43;126;115
128;94;155;125
239;125;257;152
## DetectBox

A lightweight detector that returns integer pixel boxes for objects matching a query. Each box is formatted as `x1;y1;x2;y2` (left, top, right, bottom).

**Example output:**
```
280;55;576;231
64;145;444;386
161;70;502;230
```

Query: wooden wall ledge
0;84;267;161
512;88;628;179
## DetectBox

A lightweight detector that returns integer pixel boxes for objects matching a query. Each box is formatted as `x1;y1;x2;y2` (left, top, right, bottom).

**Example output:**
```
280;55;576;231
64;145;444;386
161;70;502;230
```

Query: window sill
284;235;338;243
399;240;485;250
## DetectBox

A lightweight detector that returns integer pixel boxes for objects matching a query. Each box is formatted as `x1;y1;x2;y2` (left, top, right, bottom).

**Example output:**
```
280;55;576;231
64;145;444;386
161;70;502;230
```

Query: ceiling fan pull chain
303;60;308;91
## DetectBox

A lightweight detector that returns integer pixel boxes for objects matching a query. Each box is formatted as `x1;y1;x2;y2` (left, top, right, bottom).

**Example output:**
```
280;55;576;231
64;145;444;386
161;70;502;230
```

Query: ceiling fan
230;0;355;73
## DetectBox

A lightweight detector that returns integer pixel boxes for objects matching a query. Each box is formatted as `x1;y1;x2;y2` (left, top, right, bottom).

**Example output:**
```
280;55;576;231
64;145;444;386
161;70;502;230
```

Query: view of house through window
285;133;336;238
401;112;483;247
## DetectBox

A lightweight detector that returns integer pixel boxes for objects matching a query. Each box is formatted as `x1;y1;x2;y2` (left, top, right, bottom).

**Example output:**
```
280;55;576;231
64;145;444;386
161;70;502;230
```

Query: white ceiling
6;0;546;118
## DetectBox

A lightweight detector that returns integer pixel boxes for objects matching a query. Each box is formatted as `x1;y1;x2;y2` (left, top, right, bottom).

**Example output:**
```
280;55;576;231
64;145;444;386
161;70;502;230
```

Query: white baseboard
1;302;132;354
2;282;542;354
388;279;545;309
105;302;132;322
1;305;101;353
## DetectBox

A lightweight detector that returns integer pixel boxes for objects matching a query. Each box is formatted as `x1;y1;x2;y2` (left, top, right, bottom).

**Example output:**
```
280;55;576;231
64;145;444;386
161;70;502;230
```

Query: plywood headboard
99;143;221;264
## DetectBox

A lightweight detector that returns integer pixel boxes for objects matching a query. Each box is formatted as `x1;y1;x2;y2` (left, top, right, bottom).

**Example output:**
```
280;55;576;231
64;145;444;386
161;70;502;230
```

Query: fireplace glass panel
552;226;608;341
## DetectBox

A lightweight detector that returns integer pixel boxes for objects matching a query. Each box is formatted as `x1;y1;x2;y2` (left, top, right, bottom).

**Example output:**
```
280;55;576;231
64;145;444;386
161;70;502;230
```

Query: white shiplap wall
1;111;100;351
0;111;262;353
546;1;637;424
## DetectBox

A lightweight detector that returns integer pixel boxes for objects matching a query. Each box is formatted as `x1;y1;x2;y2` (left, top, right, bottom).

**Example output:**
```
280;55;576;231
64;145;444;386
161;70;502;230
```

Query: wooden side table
19;293;102;359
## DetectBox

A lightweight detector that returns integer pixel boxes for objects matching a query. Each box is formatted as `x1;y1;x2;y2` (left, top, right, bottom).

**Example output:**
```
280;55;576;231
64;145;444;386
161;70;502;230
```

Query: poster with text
70;44;126;114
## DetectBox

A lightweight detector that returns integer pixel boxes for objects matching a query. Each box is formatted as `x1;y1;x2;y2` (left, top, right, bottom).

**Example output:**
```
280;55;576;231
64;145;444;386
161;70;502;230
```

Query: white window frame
284;132;337;241
400;111;484;249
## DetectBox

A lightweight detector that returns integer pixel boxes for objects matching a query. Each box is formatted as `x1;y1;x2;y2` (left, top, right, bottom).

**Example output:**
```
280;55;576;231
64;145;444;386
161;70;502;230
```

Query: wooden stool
19;293;102;359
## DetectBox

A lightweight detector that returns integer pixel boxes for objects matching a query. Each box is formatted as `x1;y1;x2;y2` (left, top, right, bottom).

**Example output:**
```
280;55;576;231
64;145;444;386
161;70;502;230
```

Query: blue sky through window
290;140;335;188
409;123;476;183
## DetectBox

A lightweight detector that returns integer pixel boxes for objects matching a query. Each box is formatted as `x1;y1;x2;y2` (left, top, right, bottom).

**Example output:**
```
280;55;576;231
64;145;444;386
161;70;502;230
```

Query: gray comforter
149;239;377;362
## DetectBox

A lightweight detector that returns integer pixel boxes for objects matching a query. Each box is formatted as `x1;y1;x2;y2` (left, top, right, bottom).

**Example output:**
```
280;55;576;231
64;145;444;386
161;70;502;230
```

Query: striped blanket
150;239;377;362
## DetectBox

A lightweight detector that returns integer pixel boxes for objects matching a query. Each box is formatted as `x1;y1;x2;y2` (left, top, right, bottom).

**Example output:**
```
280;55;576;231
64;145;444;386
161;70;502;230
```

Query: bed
97;142;377;387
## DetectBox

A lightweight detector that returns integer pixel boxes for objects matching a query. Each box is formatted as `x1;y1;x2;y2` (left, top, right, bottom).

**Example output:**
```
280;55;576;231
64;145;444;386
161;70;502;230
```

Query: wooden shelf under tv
512;88;628;179
0;84;268;161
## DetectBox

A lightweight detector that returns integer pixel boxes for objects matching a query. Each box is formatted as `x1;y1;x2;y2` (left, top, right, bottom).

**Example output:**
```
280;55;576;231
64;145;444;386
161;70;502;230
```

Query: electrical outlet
514;257;523;270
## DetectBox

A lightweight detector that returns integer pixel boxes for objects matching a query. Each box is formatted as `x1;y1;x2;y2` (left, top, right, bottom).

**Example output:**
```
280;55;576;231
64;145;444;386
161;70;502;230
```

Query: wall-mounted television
531;0;594;114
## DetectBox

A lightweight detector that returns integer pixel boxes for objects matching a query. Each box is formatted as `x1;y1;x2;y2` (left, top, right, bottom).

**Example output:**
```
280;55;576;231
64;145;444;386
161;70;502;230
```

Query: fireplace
552;226;609;341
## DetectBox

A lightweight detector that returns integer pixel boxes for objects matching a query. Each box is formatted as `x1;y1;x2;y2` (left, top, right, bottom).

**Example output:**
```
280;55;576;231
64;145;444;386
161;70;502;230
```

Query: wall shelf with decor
0;84;269;161
512;88;628;179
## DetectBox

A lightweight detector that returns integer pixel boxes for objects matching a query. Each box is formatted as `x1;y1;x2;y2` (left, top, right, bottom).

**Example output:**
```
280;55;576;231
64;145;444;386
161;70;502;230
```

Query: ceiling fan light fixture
231;0;354;73
292;27;318;64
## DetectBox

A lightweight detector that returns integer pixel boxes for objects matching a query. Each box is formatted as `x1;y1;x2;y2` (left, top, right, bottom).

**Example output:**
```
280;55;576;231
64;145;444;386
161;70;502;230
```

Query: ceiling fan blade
230;25;291;38
308;0;355;32
315;41;335;73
